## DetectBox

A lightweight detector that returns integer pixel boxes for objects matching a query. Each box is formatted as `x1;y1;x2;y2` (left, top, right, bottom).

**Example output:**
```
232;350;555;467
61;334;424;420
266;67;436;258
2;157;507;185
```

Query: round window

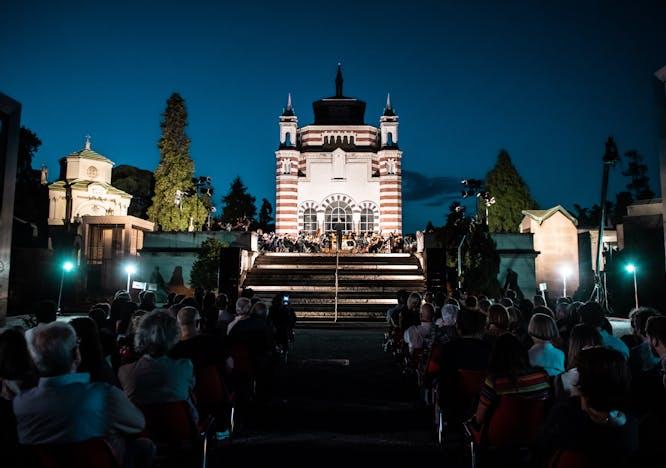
87;166;98;178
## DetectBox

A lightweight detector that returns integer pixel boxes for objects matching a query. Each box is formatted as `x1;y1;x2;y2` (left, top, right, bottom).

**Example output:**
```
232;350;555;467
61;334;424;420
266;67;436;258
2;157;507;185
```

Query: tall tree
484;150;538;232
258;198;273;231
148;93;207;231
622;150;654;200
220;176;256;225
17;127;41;182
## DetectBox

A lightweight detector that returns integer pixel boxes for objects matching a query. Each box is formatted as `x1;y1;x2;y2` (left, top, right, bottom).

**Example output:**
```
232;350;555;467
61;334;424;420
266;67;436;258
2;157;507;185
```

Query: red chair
26;438;118;468
139;400;198;445
464;396;548;468
548;450;600;468
435;369;486;444
194;365;228;426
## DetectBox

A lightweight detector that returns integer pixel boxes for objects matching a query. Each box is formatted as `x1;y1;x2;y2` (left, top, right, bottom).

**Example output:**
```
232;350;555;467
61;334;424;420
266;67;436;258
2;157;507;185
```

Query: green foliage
190;238;226;290
220;176;256;225
258;198;273;231
148;93;207;231
622;150;654;200
112;165;155;218
17;127;41;181
485;150;538;232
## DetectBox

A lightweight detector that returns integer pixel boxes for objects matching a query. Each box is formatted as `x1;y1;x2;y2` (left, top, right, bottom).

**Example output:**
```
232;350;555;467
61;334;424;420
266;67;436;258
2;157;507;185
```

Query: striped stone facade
274;80;403;235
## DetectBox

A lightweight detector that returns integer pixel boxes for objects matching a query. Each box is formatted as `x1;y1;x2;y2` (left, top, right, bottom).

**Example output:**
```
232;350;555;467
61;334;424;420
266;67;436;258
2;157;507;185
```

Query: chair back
194;365;226;420
549;450;599;468
229;342;256;377
486;396;547;447
27;438;118;468
140;400;197;444
456;369;486;402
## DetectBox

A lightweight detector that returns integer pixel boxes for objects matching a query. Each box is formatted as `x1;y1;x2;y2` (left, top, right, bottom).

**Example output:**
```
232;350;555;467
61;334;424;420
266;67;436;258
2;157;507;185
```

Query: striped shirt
479;369;551;411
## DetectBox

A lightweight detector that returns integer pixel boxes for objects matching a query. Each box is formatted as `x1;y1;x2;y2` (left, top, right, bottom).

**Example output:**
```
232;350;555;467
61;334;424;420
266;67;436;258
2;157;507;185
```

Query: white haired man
13;321;150;467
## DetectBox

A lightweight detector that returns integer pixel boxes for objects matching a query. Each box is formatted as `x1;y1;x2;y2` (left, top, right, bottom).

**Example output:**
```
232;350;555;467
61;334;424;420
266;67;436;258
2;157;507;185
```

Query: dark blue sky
2;0;665;232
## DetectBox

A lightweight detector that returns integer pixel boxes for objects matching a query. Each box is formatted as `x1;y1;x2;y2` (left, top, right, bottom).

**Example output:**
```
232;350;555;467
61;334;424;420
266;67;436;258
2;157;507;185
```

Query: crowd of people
258;230;417;254
0;288;296;467
386;289;666;466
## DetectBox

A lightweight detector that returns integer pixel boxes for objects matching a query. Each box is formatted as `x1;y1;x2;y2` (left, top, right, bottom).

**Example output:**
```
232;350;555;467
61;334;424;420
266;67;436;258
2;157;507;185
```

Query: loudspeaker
218;247;241;303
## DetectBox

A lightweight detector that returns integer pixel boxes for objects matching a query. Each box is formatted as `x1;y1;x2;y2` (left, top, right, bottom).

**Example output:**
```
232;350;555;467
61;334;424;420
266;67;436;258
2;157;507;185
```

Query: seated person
426;308;490;382
484;304;510;343
471;333;551;428
13;322;148;467
537;347;638;468
627;307;662;375
227;298;274;373
170;306;224;369
528;313;565;376
70;317;120;387
555;324;601;398
118;310;196;421
579;302;629;359
403;303;435;354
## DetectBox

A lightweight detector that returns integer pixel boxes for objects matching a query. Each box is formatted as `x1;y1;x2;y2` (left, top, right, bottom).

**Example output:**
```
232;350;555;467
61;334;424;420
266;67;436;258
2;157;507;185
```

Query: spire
84;134;91;150
383;92;396;117
281;92;295;117
335;63;343;97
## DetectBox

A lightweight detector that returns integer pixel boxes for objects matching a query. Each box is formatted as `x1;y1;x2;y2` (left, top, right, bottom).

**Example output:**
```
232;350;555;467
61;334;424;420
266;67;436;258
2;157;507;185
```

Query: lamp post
125;263;137;293
57;261;74;312
560;265;572;298
625;264;639;309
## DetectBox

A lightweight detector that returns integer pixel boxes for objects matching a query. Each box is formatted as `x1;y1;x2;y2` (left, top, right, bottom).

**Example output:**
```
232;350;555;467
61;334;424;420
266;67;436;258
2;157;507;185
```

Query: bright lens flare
125;264;137;275
63;261;74;272
625;264;636;274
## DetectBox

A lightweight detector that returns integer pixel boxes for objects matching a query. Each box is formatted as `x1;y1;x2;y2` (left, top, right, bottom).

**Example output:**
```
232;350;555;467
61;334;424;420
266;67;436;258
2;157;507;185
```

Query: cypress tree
258;198;273;231
484;150;537;232
220;176;257;225
148;93;207;231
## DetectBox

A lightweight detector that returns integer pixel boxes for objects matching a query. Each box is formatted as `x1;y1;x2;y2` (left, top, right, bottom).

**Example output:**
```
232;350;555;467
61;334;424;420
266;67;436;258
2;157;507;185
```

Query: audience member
627;307;662;375
485;304;510;340
14;322;149;467
138;291;156;312
579;302;629;359
404;303;435;354
556;324;602;397
387;289;409;325
170;306;222;369
528;313;565;376
70;317;120;387
0;328;36;399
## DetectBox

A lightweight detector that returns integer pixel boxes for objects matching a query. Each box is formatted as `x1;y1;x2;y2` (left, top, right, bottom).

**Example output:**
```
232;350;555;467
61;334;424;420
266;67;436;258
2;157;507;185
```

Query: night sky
2;0;665;233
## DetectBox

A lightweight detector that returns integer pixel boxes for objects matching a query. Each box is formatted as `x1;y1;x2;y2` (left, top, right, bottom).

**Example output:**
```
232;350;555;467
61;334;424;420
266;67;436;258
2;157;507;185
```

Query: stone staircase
242;253;426;321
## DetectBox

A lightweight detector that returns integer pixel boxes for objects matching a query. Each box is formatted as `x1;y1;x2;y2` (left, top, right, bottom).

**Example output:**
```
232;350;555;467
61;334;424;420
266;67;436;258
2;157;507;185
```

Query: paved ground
212;327;463;466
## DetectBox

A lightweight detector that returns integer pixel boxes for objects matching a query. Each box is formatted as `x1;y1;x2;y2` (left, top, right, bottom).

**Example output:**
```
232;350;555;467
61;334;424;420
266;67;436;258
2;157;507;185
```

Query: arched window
303;208;317;234
359;208;375;233
386;132;393;145
284;132;292;146
325;201;352;232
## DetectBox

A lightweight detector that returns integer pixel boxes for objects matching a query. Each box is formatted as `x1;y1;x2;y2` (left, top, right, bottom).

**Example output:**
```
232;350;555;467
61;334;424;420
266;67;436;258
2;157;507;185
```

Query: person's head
134;310;180;357
203;291;216;309
69;317;104;372
241;288;255;299
433;291;446;309
479;299;491;315
646;316;666;358
0;327;35;381
576;347;630;414
488;333;531;379
500;297;514;309
26;322;80;377
114;291;131;302
88;307;107;330
464;295;478;310
215;293;229;311
420;303;435;323
446;298;460;308
487;304;510;332
35;300;57;324
407;293;422;311
519;298;534;322
140;291;156;308
236;297;252;317
533;306;554;318
177;306;201;338
396;290;409;306
456;308;487;337
579;301;605;329
629;307;661;339
567;324;602;369
167;292;176;306
126;310;147;337
424;292;435;304
555;301;570;321
528;313;559;342
505;289;517;302
440;304;459;327
533;295;546;307
251;302;269;319
194;286;205;301
567;301;583;324
92;302;111;315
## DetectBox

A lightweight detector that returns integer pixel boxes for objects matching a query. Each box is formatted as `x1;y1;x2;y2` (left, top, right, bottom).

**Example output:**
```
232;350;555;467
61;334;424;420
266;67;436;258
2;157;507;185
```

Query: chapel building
275;65;403;235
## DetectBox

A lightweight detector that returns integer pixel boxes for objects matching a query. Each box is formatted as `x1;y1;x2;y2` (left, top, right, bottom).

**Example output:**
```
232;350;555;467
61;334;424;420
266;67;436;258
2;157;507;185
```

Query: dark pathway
214;327;463;466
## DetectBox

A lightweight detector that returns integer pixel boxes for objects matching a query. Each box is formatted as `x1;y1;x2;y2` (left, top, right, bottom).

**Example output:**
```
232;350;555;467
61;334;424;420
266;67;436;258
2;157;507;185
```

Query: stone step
253;264;419;271
245;274;425;281
262;252;411;258
244;285;425;293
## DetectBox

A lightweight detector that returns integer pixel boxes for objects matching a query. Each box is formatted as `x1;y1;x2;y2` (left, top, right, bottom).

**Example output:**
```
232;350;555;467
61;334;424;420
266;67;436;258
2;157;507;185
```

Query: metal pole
457;234;466;290
594;163;610;302
334;250;339;323
57;269;65;312
485;206;489;226
563;274;567;298
633;270;639;309
127;272;131;293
